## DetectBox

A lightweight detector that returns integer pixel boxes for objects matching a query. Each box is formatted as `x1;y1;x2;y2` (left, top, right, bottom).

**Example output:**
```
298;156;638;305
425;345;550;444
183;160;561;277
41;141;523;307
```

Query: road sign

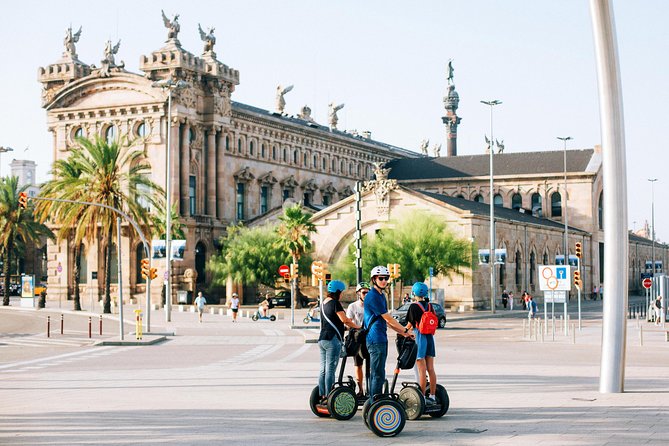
278;265;290;276
544;290;567;303
538;265;571;291
642;278;652;289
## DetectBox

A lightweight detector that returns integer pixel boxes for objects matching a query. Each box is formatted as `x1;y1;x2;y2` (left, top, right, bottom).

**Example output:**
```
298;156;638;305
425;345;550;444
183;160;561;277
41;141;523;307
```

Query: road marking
277;343;312;362
0;346;116;371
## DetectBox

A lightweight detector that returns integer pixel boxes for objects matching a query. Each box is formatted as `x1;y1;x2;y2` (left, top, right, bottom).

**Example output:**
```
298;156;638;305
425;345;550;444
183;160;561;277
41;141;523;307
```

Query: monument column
169;118;180;213
442;61;462;157
216;132;226;220
207;127;217;216
180;121;191;217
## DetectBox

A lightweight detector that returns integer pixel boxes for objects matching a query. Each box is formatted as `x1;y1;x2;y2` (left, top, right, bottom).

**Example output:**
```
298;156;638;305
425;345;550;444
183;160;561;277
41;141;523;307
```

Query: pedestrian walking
501;290;509;309
317;280;359;402
528;295;538;320
364;265;414;400
194;291;207;323
228;292;240;322
654;296;663;326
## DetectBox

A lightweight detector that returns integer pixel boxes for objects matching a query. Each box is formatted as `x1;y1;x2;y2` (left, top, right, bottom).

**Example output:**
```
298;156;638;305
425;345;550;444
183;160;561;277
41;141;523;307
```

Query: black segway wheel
270;315;276;321
399;386;425;420
366;399;406;437
309;386;330;418
429;385;450;418
251;313;259;321
327;387;357;420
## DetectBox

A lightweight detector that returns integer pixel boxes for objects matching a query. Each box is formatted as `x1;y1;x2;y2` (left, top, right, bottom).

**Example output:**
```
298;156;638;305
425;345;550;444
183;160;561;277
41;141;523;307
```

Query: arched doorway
195;242;206;284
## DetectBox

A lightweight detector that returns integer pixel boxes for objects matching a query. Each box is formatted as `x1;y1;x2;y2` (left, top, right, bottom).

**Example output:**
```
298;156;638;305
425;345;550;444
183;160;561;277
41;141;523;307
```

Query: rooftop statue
198;24;216;54
419;139;429;155
433;143;442;157
162;10;180;41
298;105;315;122
485;135;491;154
328;103;345;130
63;25;82;59
496;139;505;153
275;85;293;114
98;39;124;77
447;59;455;85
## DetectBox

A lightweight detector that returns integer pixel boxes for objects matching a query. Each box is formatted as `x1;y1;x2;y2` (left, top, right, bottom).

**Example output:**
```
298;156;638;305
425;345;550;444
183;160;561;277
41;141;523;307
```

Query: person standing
194;291;207;323
364;265;414;399
528;295;538;320
501;289;509;309
228;292;240;323
318;280;359;401
508;291;515;311
404;282;438;404
654;296;663;326
346;282;370;397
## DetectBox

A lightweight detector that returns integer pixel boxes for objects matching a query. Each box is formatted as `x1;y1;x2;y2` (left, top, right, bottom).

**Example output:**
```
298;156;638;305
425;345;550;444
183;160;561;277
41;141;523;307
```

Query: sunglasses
361;291;369;295
376;276;390;281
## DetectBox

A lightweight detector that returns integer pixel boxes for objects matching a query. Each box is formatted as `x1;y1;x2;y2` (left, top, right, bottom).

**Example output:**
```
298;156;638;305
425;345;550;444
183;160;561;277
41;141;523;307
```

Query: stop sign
278;265;290;276
642;278;652;289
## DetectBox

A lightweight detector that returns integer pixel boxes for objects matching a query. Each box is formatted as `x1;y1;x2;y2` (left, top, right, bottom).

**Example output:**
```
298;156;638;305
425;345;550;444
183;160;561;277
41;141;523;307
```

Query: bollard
134;309;143;340
571;323;576;344
523;319;527;339
99;315;103;336
540;320;545;343
47;316;51;338
636;313;640;328
639;325;643;346
88;316;92;338
60;314;64;335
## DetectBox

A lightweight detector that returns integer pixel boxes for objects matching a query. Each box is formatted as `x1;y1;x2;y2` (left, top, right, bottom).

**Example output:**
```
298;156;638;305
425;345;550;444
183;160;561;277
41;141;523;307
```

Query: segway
309;349;359;420
398;380;449;420
361;336;415;437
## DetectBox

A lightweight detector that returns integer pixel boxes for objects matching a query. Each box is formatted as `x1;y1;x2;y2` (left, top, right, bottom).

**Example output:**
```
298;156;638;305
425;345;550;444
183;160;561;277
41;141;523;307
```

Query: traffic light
18;192;28;209
311;261;324;281
149;267;158;280
575;242;582;259
140;258;150;279
573;270;582;289
324;273;332;283
394;263;401;279
290;263;299;280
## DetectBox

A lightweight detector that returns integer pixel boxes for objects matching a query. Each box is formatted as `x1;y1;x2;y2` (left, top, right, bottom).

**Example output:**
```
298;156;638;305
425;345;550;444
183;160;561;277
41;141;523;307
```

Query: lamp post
0;146;14;177
648;178;657;304
558;136;573;298
152;79;189;323
481;99;502;313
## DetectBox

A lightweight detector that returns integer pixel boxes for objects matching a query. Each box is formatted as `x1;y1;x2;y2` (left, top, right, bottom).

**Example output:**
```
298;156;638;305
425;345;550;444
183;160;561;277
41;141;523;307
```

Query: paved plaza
0;297;667;445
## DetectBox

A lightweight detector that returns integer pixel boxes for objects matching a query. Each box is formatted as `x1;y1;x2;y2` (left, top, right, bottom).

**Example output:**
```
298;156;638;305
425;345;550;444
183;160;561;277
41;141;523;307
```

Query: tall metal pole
648;178;657;299
590;0;629;394
354;181;363;283
481;100;501;313
558;137;573;268
116;217;124;340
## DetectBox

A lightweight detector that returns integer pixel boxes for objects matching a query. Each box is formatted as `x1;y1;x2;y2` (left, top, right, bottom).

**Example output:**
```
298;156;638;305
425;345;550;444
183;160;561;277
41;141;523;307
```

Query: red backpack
417;302;438;335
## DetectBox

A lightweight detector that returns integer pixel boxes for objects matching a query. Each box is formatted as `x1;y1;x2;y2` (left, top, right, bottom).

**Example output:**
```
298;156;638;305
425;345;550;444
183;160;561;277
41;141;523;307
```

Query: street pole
354;181;363;284
558;136;573;273
591;0;629;394
648;178;657;300
152;79;189;323
116;217;124;340
481;99;502;313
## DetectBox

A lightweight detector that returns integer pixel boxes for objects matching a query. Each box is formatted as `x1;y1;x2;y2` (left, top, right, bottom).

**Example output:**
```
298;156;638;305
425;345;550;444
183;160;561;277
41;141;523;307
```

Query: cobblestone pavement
0;297;667;445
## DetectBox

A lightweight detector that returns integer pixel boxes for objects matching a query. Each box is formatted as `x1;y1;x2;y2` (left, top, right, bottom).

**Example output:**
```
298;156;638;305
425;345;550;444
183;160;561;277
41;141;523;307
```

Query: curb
94;335;167;346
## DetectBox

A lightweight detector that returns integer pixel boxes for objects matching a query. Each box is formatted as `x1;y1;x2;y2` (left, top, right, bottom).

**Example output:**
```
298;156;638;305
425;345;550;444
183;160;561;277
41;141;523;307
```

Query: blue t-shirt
364;287;388;345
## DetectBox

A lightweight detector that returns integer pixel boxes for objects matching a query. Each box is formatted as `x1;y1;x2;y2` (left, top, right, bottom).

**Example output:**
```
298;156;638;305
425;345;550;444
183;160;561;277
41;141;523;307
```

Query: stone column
207;128;217;216
180;121;190;217
216;132;226;220
169;119;180;214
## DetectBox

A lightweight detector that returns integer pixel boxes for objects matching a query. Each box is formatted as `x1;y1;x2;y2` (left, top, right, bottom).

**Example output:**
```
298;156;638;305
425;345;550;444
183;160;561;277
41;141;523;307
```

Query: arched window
512;193;522;210
74;127;83;139
249;141;255;156
136;244;145;284
474;194;484;203
105;125;117;145
332;159;336;172
494;194;503;207
303;153;308;167
531;193;542;216
313;154;318;167
456;194;464;199
195;242;206;284
322;157;327;170
543;252;549;265
261;143;266;158
283;148;287;162
237;138;242;153
340;160;345;173
189;128;196;144
515;250;522;287
136;122;146;138
551;192;562;217
225;136;230;151
293;150;298;164
598;191;603;230
529;252;536;285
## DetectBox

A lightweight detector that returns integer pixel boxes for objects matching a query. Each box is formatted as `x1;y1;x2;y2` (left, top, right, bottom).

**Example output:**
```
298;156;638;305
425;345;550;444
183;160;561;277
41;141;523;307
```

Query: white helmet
370;265;390;278
232;292;238;297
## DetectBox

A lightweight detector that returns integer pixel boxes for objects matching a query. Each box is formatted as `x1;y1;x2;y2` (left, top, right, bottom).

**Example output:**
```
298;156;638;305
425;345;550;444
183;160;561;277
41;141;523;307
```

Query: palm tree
35;136;164;313
0;177;54;306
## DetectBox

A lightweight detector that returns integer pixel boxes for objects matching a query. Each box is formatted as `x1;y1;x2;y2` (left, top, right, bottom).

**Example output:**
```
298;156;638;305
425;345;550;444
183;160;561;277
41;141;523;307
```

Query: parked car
269;289;310;308
391;302;447;328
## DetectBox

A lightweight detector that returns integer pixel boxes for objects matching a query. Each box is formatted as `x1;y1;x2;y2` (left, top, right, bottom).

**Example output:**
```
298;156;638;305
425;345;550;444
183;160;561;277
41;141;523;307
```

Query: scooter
303;305;321;324
361;336;415;437
251;310;276;321
398;380;450;420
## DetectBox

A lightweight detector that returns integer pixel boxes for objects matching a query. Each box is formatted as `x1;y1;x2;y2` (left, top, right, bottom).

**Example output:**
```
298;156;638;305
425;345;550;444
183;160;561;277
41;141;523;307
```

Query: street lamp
648;178;657;311
481;99;501;313
152;79;189;323
557;136;573;274
0;146;14;177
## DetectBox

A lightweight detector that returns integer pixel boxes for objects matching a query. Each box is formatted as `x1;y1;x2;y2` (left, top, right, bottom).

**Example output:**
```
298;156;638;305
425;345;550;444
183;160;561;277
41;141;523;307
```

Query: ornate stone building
38;20;416;304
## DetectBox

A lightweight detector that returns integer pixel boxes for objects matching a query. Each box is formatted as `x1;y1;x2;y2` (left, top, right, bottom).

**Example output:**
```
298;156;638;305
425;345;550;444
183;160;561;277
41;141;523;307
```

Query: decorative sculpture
198;24;216;54
328;103;345;129
447;59;455;85
496;139;505;153
161;10;180;41
275;85;293;114
433;143;442;157
419;139;429;155
298;105;315;122
63;26;82;59
485;135;491;154
98;40;124;77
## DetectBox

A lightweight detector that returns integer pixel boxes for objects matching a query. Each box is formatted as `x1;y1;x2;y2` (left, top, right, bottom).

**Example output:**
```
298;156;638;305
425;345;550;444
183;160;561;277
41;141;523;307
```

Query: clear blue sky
0;0;666;240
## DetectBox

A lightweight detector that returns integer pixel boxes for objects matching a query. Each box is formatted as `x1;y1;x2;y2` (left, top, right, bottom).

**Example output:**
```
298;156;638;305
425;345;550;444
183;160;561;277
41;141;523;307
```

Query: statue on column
198;24;216;54
162;10;181;41
328;103;345;130
275;85;294;114
63;26;82;59
419;139;429;155
447;59;455;85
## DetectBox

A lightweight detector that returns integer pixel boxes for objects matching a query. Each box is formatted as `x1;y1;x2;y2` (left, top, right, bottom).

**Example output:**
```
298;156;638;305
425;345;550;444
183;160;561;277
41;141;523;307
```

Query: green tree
0;177;54;306
151;203;185;240
275;204;316;275
35;136;164;313
333;213;473;284
209;224;290;289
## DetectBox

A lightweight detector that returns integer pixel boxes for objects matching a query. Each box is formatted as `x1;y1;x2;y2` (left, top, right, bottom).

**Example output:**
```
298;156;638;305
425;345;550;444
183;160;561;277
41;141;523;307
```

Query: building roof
385;149;598;180
629;231;668;248
232;101;418;158
416;190;589;233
